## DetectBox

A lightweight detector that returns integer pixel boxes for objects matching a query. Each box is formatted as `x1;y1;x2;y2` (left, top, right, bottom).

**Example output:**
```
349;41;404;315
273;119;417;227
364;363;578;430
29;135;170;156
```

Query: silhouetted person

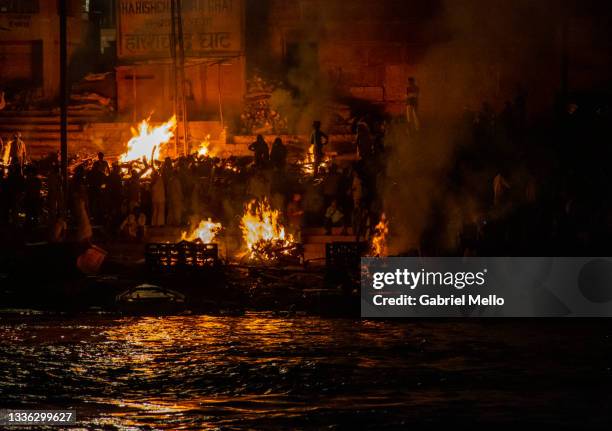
322;163;341;207
6;161;24;224
248;135;269;168
9;132;26;172
92;152;110;176
286;193;304;243
166;171;184;226
127;168;143;213
270;137;287;170
89;152;110;224
73;183;92;244
324;199;345;235
151;170;166;226
46;163;62;223
107;162;123;227
406;77;420;131
24;165;42;229
310;121;328;176
356;121;373;160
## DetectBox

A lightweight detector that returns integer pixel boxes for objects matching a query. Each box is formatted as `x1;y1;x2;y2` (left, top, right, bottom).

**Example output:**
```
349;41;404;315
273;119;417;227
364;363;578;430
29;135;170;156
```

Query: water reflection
0;313;610;429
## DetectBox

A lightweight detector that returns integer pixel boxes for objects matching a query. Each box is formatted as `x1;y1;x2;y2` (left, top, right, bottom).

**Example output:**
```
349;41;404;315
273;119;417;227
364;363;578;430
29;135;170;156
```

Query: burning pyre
240;198;300;263
181;218;223;244
301;144;331;176
370;213;389;257
119;116;177;163
195;134;211;157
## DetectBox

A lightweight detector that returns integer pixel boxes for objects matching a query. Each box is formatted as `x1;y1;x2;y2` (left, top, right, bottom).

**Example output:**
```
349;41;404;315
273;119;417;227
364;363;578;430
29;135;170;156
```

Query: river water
1;312;611;430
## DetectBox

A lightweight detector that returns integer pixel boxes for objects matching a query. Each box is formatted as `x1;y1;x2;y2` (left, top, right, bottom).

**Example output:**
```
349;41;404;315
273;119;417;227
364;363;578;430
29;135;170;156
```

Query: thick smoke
267;6;333;134
383;0;563;254
383;124;462;254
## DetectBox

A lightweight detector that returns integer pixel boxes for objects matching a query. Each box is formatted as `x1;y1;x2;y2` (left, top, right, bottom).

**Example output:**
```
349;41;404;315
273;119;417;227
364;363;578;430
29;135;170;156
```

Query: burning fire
240;198;295;261
195;134;211;157
301;144;330;175
119;116;177;163
370;213;389;257
181;218;222;244
301;144;315;175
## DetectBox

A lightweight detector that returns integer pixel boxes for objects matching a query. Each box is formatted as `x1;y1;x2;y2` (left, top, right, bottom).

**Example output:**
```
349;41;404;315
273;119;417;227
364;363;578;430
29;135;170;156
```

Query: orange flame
301;144;315;175
119;116;177;163
240;198;294;260
301;144;330;175
181;218;222;244
195;134;211;157
370;213;389;257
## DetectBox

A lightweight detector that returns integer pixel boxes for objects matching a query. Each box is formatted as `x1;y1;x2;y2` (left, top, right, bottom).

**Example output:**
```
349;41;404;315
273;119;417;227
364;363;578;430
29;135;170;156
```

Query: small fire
181;218;222;244
370;213;389;257
240;198;295;261
119;116;177;163
301;144;315;175
1;147;8;165
301;144;330;175
195;134;211;157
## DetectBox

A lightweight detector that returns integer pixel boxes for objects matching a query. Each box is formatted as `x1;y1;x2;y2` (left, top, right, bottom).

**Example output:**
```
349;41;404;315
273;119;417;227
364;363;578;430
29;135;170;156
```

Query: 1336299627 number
0;409;76;425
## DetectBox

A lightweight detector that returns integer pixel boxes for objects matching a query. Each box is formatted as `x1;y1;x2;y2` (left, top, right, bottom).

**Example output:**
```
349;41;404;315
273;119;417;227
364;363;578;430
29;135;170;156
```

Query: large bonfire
119;116;177;163
181;218;223;244
240;198;297;262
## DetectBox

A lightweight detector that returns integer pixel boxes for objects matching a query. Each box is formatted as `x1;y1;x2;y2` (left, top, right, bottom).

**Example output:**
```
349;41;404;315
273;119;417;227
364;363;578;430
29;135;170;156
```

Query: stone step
8;131;90;141
0;113;108;124
0;110;93;117
0;124;83;132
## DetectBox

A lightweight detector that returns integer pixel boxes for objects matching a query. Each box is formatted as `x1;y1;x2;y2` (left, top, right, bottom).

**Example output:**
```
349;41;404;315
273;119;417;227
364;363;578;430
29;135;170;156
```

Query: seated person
324;200;346;235
120;210;146;242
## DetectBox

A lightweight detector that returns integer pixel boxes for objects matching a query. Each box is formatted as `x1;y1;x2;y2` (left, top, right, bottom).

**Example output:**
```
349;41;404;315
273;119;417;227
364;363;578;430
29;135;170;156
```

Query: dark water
1;312;611;430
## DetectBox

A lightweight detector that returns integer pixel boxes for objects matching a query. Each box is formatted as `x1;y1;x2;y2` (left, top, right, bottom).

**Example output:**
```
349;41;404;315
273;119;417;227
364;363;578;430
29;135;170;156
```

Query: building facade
0;0;87;103
115;0;246;122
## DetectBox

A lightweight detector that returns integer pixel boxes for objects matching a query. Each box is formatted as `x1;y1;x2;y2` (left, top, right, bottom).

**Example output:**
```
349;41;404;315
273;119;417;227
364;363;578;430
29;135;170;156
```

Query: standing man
9;132;26;171
286;193;305;243
270;137;288;171
90;152;110;223
406;77;420;132
310;121;328;176
248;135;270;168
92;152;111;177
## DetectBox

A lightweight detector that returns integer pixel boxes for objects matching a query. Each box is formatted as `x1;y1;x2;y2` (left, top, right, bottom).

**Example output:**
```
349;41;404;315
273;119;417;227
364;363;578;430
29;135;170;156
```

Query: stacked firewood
249;239;303;265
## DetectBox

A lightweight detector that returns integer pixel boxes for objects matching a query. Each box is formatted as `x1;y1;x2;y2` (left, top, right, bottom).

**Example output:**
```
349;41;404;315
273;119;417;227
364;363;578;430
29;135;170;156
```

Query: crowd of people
0;119;387;248
1;84;609;259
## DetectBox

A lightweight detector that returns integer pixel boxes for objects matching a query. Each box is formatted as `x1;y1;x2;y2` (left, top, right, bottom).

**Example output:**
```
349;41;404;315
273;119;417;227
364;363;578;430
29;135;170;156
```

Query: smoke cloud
383;0;563;254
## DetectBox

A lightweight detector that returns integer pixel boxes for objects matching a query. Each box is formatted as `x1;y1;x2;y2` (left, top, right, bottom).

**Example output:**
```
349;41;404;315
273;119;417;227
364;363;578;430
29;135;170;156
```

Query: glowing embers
119;116;177;163
239;198;300;263
370;213;389;257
